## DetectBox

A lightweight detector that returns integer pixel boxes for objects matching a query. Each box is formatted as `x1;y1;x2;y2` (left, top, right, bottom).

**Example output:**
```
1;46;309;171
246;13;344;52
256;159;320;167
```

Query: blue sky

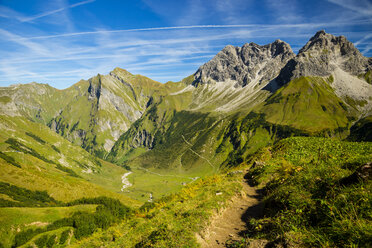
0;0;371;89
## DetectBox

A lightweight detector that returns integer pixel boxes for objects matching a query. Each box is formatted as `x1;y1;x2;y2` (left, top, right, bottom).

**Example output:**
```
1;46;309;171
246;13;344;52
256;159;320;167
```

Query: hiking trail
197;171;264;247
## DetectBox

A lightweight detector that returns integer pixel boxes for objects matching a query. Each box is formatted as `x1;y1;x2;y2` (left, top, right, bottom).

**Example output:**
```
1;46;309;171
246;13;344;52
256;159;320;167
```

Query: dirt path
197;173;263;248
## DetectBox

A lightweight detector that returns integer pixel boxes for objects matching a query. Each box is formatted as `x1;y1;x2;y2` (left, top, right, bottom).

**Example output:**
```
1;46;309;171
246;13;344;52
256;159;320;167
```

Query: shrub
25;132;46;145
0;151;21;168
46;234;56;248
59;229;70;244
34;234;48;248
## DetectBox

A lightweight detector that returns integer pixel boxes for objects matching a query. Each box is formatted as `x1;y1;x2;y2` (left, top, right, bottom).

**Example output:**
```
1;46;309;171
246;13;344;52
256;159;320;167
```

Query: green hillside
258;76;350;134
236;137;372;247
0;115;138;204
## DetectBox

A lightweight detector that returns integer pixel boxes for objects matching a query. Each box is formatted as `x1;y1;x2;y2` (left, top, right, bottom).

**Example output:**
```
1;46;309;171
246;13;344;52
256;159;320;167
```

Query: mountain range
0;30;371;247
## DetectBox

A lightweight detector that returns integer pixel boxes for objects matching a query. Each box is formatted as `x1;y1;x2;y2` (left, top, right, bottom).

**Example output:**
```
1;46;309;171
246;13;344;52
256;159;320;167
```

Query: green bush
55;164;80;178
51;145;60;153
25;132;46;145
46;234;56;248
59;229;70;244
12;196;131;246
0;182;59;207
34;234;48;248
0;151;21;168
5;138;55;165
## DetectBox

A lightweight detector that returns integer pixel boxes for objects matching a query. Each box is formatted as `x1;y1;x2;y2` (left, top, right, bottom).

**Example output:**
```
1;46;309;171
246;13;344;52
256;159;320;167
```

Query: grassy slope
258;76;350;133
239;137;372;247
0;205;96;248
73;137;371;248
109;110;230;201
0;115;140;247
72;173;242;248
0;115;138;206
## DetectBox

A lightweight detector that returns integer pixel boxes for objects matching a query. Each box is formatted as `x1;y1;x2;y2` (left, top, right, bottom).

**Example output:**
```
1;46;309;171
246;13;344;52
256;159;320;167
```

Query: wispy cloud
3;0;95;23
265;0;303;23
0;6;27;22
14;20;371;41
327;0;372;17
0;28;50;56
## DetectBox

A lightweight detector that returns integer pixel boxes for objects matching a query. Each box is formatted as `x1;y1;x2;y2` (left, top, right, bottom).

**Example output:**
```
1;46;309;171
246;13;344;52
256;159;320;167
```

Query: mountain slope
0;68;185;158
0;115;138;205
109;31;372;171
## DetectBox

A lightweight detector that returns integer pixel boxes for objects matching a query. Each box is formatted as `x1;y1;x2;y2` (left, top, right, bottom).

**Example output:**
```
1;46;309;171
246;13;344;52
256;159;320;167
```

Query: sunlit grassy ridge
258;76;350;133
233;137;372;247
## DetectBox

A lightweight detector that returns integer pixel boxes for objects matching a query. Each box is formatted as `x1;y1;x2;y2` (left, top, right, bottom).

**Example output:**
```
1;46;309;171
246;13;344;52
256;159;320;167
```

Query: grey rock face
193;40;295;87
131;130;155;149
109;72;137;101
88;75;102;101
276;30;371;86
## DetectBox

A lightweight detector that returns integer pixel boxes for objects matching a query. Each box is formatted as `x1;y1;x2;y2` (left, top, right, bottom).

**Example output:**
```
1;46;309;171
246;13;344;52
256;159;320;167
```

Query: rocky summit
276;30;372;86
193;39;294;87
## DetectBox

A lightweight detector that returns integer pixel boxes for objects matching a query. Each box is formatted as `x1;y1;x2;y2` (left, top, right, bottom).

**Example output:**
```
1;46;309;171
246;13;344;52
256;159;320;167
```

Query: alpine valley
0;31;371;248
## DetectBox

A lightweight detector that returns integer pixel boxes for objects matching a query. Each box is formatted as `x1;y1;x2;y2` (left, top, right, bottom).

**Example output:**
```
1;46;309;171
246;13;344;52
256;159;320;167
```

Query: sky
0;0;371;89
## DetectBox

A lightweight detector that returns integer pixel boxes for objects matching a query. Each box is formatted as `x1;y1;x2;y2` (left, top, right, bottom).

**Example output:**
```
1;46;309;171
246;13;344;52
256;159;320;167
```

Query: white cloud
327;0;372;17
19;0;95;22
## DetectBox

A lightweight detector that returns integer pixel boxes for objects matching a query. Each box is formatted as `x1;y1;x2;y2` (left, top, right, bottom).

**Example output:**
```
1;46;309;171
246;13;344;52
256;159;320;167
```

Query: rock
275;30;371;87
192;40;295;87
252;161;265;168
228;170;243;176
339;162;372;186
132;129;155;149
87;74;102;100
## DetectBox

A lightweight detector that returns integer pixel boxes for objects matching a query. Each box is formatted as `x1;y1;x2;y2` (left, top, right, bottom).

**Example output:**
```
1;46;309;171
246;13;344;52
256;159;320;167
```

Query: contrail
20;0;95;22
17;20;371;40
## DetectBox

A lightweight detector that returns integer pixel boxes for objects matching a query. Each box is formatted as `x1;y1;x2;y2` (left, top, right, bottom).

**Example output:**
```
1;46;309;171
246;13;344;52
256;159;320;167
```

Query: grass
359;70;371;85
0;96;11;104
258;76;350;133
0;195;131;248
236;137;372;247
0;115;139;206
71;173;242;248
0;205;96;248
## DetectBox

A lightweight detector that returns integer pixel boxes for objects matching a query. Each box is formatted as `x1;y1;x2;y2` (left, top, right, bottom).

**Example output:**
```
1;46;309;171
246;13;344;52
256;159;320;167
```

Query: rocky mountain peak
275;30;371;86
299;30;360;56
192;40;295;87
